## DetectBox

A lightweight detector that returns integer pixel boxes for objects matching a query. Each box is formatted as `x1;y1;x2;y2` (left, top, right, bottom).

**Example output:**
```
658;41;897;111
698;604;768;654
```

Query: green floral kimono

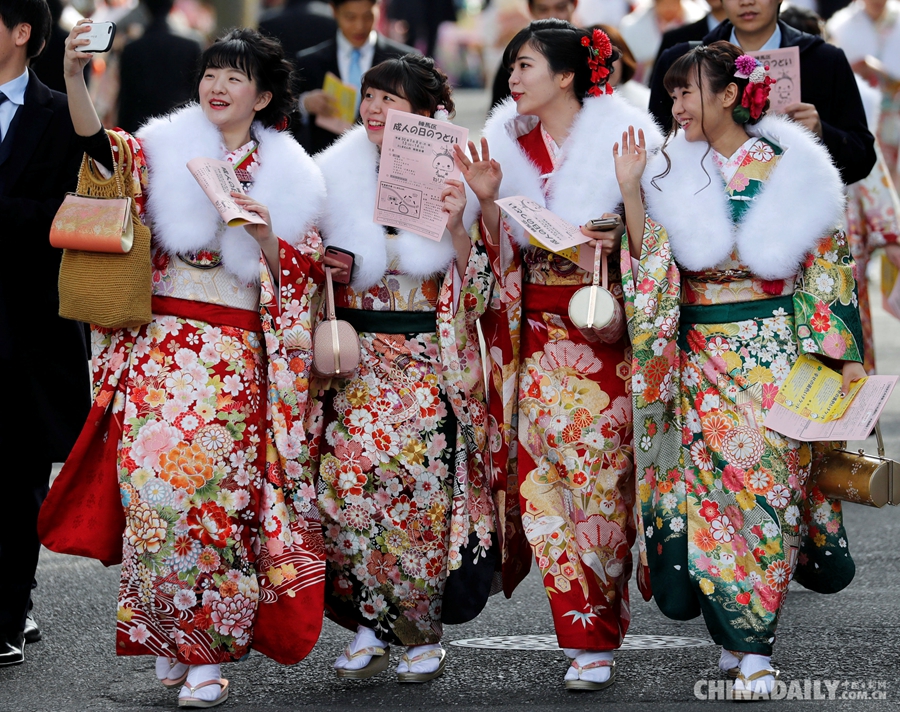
627;132;864;654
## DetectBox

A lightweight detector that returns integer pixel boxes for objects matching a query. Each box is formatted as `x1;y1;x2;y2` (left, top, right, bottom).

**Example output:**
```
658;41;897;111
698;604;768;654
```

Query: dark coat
655;14;718;61
649;20;876;185
117;20;202;133
293;34;416;154
0;70;89;466
259;0;337;59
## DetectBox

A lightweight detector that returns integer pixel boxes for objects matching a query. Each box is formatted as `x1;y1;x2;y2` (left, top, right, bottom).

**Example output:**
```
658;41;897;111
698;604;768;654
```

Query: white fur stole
463;94;664;243
641;114;846;281
137;104;325;284
314;126;456;291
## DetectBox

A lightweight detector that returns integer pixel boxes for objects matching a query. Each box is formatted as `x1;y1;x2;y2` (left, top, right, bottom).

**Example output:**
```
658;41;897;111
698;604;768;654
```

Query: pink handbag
312;266;361;378
567;247;625;343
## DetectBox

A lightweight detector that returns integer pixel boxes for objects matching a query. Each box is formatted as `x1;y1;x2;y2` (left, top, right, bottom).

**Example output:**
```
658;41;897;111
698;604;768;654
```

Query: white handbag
568;246;625;343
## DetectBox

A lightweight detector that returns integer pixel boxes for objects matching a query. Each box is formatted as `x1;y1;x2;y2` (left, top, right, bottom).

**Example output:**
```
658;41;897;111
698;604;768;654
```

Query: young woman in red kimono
456;21;662;690
40;25;339;709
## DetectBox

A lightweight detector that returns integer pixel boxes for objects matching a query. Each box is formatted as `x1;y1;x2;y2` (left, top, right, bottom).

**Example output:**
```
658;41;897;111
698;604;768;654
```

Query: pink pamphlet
374;109;468;241
186;157;267;228
749;47;800;114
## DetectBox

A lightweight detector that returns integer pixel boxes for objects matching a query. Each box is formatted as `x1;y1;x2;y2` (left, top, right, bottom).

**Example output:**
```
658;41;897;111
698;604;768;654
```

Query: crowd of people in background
4;0;900;709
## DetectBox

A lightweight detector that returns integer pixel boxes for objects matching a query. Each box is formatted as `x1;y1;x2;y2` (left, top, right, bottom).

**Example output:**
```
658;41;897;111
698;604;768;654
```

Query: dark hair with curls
361;54;455;118
653;41;768;190
502;19;619;104
593;24;636;85
195;28;295;129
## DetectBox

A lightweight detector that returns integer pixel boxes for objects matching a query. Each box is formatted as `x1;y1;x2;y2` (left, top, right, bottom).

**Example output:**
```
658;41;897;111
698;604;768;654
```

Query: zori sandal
177;679;229;709
336;645;391;679
396;647;446;683
731;669;780;701
564;658;616;691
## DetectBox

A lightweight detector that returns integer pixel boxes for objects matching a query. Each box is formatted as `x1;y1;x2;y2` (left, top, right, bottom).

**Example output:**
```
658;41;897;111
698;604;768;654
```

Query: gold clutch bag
55;131;151;329
814;422;898;507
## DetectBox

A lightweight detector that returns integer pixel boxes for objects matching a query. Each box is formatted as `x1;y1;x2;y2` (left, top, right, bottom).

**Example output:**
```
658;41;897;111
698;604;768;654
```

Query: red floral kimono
483;123;636;651
40;111;327;666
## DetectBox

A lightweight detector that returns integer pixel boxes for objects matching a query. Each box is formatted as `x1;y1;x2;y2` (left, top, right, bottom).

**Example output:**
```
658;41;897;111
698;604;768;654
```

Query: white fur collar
463;95;664;243
137;104;325;284
641;114;846;280
314;126;456;291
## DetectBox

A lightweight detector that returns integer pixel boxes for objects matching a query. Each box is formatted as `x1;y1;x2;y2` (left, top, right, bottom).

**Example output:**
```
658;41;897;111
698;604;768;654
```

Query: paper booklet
748;47;800;115
495;196;596;272
186;157;267;228
374;109;469;241
315;71;357;136
763;354;898;441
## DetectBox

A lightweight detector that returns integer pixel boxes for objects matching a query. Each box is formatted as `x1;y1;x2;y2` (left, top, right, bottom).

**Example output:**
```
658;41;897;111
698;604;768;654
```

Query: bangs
361;61;410;101
202;37;258;82
663;51;700;94
502;30;532;74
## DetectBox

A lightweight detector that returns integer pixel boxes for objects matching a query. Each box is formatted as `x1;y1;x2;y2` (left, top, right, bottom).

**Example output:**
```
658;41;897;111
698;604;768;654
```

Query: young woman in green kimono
612;42;867;699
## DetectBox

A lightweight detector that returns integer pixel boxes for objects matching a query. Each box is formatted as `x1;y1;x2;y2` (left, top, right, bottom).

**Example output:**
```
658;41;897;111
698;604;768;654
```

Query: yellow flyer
322;71;357;123
527;235;595;272
773;353;864;421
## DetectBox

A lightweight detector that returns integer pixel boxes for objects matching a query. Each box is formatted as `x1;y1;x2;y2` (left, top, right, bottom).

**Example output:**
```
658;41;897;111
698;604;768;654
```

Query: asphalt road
3;91;899;711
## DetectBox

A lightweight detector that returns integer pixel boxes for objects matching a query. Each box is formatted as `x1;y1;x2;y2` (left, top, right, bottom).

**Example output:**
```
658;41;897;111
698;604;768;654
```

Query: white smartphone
81;22;116;53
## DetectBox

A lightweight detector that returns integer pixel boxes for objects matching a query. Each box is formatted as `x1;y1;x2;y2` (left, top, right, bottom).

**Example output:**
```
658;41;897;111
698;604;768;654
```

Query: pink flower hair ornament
732;55;774;124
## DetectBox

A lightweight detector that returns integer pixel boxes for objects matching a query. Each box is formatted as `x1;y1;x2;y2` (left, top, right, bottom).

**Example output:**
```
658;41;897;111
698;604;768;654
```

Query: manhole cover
450;634;712;651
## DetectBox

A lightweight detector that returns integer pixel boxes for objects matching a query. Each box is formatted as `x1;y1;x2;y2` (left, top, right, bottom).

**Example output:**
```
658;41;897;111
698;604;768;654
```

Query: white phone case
81;22;116;53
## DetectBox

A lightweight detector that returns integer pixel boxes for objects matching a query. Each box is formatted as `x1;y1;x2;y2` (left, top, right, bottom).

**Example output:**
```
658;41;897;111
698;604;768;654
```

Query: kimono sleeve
792;229;864;364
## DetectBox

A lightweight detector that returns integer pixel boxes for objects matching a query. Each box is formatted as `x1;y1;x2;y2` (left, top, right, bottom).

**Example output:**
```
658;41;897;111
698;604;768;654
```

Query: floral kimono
310;127;496;646
470;96;662;650
845;141;900;372
39;106;328;665
628;115;864;654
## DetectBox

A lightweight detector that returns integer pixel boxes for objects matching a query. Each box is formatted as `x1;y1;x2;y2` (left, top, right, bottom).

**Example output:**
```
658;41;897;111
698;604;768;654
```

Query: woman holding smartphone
42;24;336;709
309;54;495;683
456;20;662;690
613;42;866;699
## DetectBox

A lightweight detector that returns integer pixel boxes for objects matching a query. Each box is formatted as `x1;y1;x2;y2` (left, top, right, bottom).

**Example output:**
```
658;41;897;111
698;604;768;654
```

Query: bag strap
324;266;337;320
875;420;885;458
586;247;610;330
76;130;132;200
323;266;344;374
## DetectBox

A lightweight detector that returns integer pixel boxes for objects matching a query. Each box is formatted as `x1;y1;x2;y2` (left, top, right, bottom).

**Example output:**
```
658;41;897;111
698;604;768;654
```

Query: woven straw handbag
54;130;151;328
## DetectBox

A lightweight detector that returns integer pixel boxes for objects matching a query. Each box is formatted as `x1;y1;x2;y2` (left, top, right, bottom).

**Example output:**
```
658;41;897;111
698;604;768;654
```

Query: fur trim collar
641;115;846;280
137;104;325;284
463;95;664;243
315;126;456;291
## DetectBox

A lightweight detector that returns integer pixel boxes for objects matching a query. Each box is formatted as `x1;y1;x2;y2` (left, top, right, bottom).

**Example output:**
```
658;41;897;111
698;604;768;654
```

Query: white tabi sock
155;656;188;683
179;664;222;703
334;625;388;670
564;650;614;684
718;648;742;673
396;643;443;674
734;654;776;695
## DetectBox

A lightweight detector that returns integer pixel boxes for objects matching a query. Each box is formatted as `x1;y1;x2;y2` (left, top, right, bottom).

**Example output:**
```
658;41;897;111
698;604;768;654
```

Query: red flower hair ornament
582;28;615;97
732;55;775;123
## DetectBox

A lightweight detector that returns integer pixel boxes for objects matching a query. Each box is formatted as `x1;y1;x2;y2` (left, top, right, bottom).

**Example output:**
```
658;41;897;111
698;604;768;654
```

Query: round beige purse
567;246;625;343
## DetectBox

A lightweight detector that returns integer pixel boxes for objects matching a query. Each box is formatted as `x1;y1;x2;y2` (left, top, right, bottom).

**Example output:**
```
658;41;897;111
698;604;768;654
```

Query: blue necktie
347;49;362;112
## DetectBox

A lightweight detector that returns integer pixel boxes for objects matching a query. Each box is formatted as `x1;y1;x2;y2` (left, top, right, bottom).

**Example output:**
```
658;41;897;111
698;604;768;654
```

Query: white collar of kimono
314;125;457;292
463;94;665;245
137;104;325;284
641;114;847;281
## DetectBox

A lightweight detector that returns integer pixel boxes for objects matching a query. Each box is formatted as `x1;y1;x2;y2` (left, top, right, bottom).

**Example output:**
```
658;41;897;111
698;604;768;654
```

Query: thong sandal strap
570;658;615;672
344;645;386;661
400;648;444;665
736;668;780;685
183;679;227;695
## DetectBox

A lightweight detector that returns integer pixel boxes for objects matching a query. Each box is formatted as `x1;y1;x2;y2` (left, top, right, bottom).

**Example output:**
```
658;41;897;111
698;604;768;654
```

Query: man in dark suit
259;0;337;60
654;0;726;60
0;0;89;666
293;0;414;154
117;0;201;132
649;0;876;186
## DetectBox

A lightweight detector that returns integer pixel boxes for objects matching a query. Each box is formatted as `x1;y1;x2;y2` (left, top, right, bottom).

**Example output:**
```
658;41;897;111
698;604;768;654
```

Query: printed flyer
374;108;468;241
749;46;800;114
186;157;267;227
